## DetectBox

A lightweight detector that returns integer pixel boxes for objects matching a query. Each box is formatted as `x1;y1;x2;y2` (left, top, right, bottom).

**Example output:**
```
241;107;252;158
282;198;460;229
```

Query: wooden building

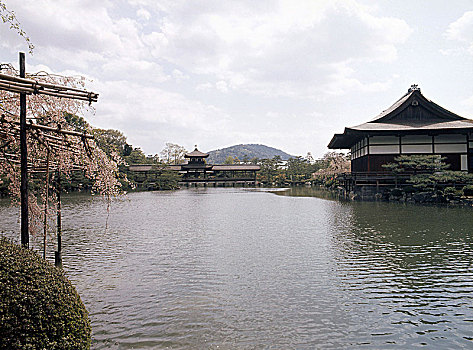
180;147;213;180
328;85;473;173
128;147;261;187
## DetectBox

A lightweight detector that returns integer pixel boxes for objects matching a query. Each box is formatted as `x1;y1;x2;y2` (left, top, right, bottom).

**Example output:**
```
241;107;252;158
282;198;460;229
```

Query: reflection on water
1;188;472;349
270;186;344;201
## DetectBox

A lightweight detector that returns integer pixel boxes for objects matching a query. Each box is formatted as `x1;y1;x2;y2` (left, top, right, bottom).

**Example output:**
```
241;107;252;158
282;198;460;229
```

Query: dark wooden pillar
55;172;62;267
43;151;50;259
19;52;29;248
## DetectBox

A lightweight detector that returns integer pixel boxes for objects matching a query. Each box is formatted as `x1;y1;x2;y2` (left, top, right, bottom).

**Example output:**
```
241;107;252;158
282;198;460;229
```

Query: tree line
90;128;350;190
212;152;350;186
1;111;352;195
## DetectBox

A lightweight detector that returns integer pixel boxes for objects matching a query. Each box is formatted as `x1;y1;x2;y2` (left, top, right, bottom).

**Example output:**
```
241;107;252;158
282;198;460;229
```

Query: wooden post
19;52;29;248
43;151;50;259
55;172;62;267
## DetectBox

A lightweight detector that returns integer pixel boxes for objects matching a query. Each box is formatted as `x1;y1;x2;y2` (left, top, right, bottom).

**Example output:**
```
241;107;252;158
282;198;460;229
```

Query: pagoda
184;146;209;165
181;146;212;179
127;145;261;187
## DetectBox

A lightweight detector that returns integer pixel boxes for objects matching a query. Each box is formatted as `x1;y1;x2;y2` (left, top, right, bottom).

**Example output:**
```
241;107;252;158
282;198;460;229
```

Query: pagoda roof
185;147;209;158
328;86;473;149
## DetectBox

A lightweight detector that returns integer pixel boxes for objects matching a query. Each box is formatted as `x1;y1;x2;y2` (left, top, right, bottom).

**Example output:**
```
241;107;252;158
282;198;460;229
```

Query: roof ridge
369;89;414;122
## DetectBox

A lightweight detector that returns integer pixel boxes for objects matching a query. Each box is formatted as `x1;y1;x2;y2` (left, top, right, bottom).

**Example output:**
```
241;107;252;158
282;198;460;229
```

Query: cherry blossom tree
313;152;351;178
0;64;122;253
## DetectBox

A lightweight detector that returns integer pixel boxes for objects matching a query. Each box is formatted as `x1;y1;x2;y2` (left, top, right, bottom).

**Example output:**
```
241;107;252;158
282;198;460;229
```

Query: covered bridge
129;147;261;187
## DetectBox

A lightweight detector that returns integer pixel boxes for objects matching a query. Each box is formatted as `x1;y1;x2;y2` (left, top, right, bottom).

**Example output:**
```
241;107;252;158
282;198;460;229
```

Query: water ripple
1;189;473;349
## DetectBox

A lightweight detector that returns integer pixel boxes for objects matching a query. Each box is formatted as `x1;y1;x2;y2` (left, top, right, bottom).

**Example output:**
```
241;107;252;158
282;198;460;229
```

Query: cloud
215;80;228;93
171;69;188;82
141;0;411;97
136;8;151;21
2;1;150;71
87;79;232;151
445;11;473;41
0;0;414;156
444;11;473;55
195;82;213;91
2;1;410;97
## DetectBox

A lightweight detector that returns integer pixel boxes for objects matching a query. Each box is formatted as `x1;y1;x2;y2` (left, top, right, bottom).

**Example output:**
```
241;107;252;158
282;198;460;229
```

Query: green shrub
443;186;460;196
390;188;403;197
403;185;417;194
0;238;91;349
323;177;335;188
463;185;473;197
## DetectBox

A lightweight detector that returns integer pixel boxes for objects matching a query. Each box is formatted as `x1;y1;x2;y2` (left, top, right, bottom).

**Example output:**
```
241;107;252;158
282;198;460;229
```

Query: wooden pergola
0;52;99;266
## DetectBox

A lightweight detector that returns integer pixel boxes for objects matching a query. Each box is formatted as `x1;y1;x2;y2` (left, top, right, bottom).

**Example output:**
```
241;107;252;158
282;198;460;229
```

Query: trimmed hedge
463;185;473;196
0;238;91;349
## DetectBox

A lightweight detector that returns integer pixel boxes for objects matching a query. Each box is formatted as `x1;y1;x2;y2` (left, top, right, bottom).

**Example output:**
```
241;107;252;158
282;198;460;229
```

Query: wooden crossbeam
0;72;98;102
0;53;100;249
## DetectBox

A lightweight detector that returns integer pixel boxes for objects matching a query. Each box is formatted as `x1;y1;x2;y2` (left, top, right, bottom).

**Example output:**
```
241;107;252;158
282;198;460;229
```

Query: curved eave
328;129;363;149
328;120;473;149
351;119;473;132
185;152;209;158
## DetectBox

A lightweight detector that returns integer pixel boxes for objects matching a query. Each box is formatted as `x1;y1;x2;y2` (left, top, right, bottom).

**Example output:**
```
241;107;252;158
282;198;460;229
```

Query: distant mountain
207;144;294;164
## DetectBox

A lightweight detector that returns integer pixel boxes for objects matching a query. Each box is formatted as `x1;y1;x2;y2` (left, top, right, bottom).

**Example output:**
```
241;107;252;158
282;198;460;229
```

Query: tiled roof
185;148;209;158
328;86;473;149
368;90;413;122
351;119;473;131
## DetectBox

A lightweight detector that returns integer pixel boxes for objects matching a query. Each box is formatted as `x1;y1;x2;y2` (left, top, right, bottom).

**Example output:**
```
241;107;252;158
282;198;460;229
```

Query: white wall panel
369;136;399;145
401;144;433;153
434;143;467;153
369;145;400;154
401;135;432;144
461;155;468;171
434;134;466;143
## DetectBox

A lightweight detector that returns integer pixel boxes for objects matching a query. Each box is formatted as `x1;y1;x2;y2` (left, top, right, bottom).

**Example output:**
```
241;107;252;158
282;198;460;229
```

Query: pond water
1;187;473;349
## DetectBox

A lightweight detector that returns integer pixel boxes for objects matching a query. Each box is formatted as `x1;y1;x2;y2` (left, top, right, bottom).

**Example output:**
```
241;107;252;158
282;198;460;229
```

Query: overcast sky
1;0;473;158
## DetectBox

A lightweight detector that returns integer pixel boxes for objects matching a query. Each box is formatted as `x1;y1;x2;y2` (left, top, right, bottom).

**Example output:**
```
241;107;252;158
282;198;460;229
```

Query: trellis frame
0;52;99;265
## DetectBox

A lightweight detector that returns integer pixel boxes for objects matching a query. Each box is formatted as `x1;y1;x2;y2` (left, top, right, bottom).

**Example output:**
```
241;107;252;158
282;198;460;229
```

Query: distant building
129;146;261;187
328;85;473;173
180;147;212;179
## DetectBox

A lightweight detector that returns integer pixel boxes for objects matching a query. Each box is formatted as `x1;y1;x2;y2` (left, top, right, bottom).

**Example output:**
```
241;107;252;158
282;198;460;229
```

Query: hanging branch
0;55;123;260
0;139;13;150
